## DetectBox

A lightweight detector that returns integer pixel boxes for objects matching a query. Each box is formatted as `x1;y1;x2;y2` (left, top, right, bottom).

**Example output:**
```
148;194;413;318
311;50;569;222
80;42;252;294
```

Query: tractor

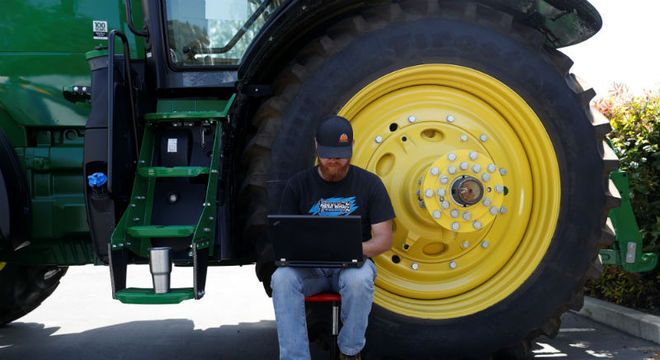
1;0;656;358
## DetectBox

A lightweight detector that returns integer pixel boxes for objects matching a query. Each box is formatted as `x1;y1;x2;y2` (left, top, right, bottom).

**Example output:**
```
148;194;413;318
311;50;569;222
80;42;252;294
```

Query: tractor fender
238;0;601;85
0;127;31;251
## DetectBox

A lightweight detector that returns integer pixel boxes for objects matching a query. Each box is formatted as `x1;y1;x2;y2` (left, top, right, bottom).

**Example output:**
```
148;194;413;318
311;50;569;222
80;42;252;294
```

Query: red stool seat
305;293;342;302
305;293;342;359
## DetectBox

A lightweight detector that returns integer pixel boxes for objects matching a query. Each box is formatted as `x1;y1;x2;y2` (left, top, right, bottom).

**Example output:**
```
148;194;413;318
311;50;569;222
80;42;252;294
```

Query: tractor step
127;225;195;238
136;166;209;178
115;287;195;304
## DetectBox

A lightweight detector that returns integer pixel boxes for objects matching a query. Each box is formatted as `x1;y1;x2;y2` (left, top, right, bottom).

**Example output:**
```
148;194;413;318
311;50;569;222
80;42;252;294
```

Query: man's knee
271;267;303;292
339;264;375;294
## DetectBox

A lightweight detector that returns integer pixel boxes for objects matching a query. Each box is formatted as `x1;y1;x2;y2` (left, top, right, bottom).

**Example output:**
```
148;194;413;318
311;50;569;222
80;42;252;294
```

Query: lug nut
500;206;507;214
425;189;434;198
462;212;471;220
460;135;468;142
495;184;504;193
441;200;450;209
430;167;439;176
449;261;457;269
499;168;507;176
439;175;449;184
419;200;425;208
473;220;482;230
437;188;446;197
460;162;469;171
416;189;420;197
461;241;469;249
411;262;419;270
481;241;489;248
482;173;491;182
483;198;492;207
451;222;460;231
472;164;481;173
432;210;442;219
447;153;457;162
469;151;478;161
487;164;496;173
450;209;459;218
448;165;457;175
490;206;499;215
446;115;455;123
375;136;383;143
480;134;488;142
408;115;416;123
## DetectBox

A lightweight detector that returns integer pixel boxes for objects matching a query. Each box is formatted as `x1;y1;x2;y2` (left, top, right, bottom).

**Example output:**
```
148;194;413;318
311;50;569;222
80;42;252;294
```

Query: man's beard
318;158;350;181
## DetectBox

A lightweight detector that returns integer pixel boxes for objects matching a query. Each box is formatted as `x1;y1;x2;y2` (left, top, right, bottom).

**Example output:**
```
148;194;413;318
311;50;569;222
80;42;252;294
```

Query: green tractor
0;0;655;358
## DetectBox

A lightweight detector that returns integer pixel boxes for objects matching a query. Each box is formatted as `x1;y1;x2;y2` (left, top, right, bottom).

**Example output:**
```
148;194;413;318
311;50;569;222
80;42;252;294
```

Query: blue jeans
271;259;377;360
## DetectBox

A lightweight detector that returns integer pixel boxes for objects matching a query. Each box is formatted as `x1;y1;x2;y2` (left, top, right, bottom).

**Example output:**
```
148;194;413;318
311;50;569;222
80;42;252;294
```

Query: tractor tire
0;263;67;326
241;1;618;358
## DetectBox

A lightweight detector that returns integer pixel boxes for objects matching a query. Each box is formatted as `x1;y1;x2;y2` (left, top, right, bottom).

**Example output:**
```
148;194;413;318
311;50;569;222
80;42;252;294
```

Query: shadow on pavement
0;319;292;360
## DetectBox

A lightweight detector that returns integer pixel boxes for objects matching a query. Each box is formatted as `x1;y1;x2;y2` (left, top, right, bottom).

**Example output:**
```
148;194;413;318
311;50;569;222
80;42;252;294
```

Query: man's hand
362;220;393;258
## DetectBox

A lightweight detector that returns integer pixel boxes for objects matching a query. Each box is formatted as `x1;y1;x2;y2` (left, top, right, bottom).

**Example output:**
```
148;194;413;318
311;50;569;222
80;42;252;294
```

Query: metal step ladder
108;95;235;304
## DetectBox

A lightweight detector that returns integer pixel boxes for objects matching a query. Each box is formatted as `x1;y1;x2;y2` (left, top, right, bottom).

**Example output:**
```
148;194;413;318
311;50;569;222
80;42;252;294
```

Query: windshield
165;0;284;67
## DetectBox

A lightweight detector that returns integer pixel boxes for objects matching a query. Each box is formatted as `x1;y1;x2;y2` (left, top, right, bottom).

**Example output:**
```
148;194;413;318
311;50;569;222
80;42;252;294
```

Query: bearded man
271;115;395;360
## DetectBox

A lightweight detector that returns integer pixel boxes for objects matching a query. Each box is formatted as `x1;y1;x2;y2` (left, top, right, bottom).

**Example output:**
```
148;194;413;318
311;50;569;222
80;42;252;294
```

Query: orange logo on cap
339;133;349;143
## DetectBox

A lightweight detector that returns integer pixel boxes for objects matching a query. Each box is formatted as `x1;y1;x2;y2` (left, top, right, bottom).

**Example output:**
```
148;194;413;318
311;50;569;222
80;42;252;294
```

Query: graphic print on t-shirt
308;197;358;216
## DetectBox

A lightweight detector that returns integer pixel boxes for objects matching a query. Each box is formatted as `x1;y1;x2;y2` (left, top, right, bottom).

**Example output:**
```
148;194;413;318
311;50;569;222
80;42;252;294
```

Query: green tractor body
0;0;653;357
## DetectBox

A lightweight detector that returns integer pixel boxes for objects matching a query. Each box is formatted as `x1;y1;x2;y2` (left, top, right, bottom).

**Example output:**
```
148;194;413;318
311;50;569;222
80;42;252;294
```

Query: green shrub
587;84;660;310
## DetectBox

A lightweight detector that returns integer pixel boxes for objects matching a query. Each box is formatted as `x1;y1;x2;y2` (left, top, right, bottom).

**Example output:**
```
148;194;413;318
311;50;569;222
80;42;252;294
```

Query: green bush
587;84;660;310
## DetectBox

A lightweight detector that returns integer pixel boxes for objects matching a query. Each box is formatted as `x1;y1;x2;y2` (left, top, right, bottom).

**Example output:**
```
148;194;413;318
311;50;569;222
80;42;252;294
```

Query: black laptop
268;215;364;267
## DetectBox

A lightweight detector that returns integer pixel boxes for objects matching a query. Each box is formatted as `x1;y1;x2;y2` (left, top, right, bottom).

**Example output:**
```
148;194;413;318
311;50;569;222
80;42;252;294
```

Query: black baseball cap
315;115;353;159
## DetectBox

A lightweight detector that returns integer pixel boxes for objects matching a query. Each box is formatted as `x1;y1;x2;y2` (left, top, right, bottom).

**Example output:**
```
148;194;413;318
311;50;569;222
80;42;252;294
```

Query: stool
305;293;341;359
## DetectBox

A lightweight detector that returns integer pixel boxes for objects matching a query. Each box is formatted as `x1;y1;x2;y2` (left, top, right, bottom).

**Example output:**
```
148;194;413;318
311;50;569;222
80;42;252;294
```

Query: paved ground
1;265;659;359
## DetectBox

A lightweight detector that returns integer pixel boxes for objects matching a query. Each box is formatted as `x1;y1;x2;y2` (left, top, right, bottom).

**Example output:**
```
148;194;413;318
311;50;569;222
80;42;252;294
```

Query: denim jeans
271;259;377;360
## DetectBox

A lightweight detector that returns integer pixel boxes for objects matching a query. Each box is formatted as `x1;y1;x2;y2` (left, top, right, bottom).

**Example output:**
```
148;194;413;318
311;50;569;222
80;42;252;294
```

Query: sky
561;0;660;98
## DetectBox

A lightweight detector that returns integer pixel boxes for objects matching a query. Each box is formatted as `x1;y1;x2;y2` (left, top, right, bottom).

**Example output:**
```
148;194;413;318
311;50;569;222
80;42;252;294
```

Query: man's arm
362;220;393;258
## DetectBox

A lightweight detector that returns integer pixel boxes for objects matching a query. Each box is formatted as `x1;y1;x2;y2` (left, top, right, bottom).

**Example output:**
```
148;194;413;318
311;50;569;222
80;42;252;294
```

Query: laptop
268;215;364;267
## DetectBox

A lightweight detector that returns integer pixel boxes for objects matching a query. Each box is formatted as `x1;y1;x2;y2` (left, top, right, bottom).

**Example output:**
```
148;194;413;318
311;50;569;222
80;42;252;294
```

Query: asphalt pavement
1;265;659;359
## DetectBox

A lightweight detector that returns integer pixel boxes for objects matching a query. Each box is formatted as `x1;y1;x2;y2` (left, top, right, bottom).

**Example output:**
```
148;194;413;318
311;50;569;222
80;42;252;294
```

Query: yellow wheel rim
338;64;560;319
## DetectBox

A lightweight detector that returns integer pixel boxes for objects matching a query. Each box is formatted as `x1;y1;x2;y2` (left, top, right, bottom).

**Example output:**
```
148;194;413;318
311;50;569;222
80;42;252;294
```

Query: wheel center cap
419;150;506;232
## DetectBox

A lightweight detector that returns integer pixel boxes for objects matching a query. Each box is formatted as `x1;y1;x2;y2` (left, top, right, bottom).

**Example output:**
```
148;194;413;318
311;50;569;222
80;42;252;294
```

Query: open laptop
268;215;364;267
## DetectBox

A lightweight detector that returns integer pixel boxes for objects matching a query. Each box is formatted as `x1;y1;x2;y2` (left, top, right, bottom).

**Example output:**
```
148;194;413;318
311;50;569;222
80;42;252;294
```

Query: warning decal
93;20;108;40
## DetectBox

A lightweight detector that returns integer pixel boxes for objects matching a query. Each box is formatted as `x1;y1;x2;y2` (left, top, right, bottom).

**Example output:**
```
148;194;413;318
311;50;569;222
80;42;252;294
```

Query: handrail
107;29;140;194
124;0;149;37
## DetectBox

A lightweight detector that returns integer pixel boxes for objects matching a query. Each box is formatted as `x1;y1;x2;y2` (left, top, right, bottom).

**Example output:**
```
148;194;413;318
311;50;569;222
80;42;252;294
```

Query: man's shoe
339;352;361;360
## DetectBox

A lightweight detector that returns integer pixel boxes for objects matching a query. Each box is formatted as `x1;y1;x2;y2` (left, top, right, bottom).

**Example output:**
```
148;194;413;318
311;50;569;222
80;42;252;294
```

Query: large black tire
241;1;618;358
0;263;67;325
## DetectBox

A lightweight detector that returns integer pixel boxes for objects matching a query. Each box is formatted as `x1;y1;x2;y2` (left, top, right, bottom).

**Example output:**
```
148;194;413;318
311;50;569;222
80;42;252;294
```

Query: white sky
561;0;660;98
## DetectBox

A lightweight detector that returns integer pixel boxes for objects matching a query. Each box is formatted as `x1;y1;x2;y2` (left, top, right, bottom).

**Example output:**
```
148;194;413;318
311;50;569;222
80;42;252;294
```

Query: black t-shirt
279;165;395;242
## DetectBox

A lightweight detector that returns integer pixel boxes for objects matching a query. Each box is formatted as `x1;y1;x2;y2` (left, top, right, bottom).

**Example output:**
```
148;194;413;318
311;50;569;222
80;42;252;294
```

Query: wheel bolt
495;184;504;193
432;210;442;219
473;220;482;230
448;165;457;175
462;212;471;220
450;209;459;218
500;206;507;214
441;201;450;209
483;198;492;207
461;241;469;249
460;162;469;171
408;115;416;123
424;189;434;198
447;153;457;162
437;188;446;197
430;167;439;176
449;261;457;269
451;222;460;231
480;134;488;142
481;241;489;248
482;173;490;182
446;115;455;123
490;206;498;215
461;135;468;142
419;200;425;208
469;151;478;161
439;175;449;184
472;164;481;173
375;136;383;143
411;262;419;270
499;168;507;176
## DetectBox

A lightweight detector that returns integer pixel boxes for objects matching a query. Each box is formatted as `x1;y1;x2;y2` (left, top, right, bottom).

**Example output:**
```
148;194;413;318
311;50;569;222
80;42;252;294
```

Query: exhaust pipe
149;247;172;294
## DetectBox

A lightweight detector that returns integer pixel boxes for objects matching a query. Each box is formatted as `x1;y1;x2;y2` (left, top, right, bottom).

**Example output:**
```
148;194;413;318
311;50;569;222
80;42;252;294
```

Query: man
271;115;395;360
